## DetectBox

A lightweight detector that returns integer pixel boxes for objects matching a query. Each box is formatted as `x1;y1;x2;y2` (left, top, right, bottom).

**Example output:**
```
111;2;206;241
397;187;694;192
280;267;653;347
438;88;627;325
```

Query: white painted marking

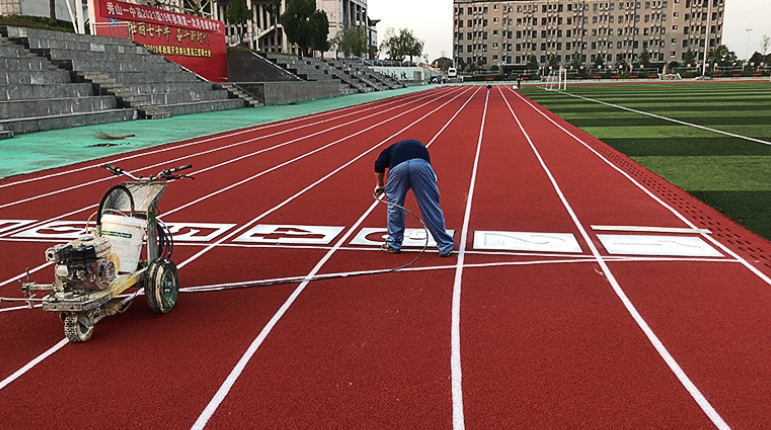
513;86;771;291
566;91;771;147
598;234;724;257
0;338;69;391
190;87;476;429
592;225;711;235
233;224;344;245
473;231;582;253
164;223;236;242
0;220;35;235
452;88;488;430
506;87;730;429
349;227;456;247
11;221;88;239
0;89;462;397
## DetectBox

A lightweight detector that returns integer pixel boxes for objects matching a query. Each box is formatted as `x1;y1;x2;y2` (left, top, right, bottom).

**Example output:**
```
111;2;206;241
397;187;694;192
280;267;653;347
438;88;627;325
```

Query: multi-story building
224;0;376;57
452;0;725;70
1;0;377;58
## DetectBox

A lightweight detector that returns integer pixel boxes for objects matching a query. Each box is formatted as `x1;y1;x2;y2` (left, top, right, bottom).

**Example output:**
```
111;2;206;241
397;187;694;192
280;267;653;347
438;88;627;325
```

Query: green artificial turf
521;81;771;241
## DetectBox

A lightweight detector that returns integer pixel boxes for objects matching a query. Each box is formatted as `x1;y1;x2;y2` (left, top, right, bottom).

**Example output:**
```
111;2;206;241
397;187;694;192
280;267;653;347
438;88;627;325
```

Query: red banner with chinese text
92;0;227;82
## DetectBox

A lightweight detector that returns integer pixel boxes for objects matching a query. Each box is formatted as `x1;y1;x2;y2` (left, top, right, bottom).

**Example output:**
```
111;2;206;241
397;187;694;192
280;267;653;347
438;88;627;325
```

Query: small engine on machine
45;236;118;291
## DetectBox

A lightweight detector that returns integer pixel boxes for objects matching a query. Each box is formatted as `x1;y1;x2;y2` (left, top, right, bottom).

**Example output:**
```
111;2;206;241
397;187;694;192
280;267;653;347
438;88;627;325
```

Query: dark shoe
380;243;400;254
439;250;454;257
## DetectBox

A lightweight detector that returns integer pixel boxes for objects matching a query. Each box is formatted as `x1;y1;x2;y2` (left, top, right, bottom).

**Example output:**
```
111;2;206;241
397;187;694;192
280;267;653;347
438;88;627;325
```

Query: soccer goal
544;68;567;91
657;73;683;81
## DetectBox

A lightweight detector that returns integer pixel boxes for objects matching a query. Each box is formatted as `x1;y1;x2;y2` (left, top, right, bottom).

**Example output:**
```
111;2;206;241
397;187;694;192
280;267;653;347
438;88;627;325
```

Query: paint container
100;214;146;273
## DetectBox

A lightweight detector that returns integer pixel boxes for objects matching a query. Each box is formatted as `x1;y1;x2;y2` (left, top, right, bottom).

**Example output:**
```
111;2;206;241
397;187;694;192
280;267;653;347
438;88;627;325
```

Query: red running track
1;85;771;429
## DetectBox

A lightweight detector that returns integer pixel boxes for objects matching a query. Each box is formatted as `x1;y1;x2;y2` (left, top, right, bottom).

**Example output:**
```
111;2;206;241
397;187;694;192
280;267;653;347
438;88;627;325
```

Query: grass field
520;81;771;241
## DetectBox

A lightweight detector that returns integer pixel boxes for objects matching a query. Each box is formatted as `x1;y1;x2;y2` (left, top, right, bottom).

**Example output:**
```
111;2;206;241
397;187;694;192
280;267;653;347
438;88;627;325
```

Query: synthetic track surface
1;85;771;428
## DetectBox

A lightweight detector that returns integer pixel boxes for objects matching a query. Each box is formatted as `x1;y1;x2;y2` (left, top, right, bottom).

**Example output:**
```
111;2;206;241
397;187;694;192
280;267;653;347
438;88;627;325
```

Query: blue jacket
374;139;431;173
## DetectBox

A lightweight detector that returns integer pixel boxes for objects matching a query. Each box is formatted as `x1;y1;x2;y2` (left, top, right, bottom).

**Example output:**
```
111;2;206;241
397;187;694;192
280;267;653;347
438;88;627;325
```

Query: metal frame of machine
2;164;193;342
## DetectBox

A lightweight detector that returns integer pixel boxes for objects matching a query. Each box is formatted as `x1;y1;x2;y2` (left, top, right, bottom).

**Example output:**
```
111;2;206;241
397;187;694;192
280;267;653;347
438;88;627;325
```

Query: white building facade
453;0;726;70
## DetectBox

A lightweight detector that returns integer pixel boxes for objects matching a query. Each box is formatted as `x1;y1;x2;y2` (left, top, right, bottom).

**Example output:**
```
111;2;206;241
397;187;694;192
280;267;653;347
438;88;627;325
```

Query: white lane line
176;87;474;267
592;225;712;234
0;89;447;210
562;91;771;147
190;87;479;429
0;88;449;190
0;89;468;392
451;87;490;430
501;88;730;429
0;90;454;238
0;339;69;390
512;88;771;287
0;258;740;315
0;89;464;300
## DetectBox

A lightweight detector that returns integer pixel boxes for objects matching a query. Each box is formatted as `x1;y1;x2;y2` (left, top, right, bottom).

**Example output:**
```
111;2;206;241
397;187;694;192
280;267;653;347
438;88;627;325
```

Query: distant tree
399;29;424;63
569;51;583;70
381;27;422;64
490;65;499;72
592;54;605;68
707;44;737;67
367;44;378;60
682;49;697;66
380;27;404;62
225;0;251;45
280;0;329;57
547;54;559;68
638;49;651;68
309;10;330;56
432;56;453;72
526;54;539;71
615;56;628;71
749;52;765;67
332;26;369;58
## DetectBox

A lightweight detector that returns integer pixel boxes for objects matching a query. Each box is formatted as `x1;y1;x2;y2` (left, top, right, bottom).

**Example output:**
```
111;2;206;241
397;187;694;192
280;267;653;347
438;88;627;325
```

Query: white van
447;67;457;78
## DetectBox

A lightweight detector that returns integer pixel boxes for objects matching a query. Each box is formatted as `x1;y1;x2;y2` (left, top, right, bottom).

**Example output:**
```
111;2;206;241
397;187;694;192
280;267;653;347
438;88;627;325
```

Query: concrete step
86;70;201;84
0;44;27;57
0;95;119;119
146;89;230;105
0;108;138;135
46;48;167;64
6;27;139;46
0;83;95;101
69;59;182;73
0;69;71;85
123;82;215;94
0;56;53;71
164;99;245;117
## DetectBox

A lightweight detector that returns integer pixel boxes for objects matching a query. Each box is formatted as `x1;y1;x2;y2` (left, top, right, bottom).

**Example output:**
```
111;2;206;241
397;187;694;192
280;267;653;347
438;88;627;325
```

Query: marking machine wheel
145;258;179;314
63;313;94;343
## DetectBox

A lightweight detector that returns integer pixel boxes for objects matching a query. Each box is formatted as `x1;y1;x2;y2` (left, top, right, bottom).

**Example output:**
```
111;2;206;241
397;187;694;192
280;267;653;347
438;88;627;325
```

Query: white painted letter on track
234;225;345;245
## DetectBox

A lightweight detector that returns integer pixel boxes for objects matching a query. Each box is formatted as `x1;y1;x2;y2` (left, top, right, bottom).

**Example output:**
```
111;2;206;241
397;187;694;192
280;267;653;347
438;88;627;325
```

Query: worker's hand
374;186;385;196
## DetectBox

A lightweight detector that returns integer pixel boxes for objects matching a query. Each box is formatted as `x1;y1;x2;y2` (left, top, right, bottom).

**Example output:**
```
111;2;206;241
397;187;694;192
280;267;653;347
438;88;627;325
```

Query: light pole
746;28;753;60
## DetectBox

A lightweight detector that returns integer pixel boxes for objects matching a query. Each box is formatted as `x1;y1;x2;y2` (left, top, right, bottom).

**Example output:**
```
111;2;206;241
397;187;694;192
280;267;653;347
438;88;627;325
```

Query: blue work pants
385;159;454;254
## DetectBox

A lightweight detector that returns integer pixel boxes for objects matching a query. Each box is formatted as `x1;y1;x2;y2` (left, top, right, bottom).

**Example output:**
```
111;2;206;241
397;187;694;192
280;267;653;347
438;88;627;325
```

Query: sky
368;0;771;62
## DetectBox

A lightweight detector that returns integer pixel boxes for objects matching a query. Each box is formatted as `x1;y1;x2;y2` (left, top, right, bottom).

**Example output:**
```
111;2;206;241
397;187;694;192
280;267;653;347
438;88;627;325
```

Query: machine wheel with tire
145;258;179;314
63;312;94;343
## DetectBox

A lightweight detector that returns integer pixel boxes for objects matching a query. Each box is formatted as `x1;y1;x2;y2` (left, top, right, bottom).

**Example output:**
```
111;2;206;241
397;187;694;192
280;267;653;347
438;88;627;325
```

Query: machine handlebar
101;163;194;181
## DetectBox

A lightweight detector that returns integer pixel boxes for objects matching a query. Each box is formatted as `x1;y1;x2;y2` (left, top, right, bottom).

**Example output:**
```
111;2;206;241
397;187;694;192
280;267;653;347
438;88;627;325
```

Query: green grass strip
521;81;771;241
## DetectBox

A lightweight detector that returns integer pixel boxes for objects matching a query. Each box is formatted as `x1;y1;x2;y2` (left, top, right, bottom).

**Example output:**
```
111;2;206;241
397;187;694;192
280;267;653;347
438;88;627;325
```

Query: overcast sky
368;0;771;61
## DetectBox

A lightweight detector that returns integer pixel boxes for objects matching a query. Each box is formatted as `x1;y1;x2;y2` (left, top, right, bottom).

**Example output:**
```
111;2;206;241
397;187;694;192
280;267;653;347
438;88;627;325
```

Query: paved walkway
0;86;428;179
